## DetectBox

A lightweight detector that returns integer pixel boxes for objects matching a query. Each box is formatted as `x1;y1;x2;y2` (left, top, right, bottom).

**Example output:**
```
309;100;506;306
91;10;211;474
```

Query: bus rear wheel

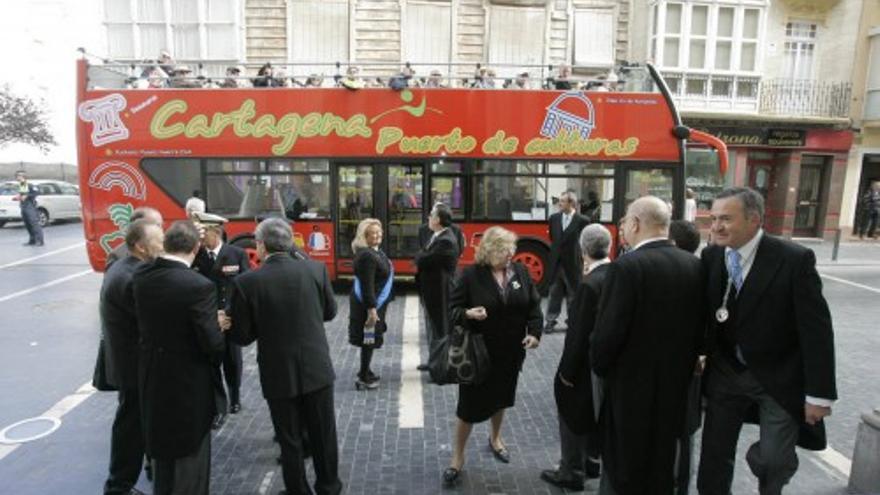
513;241;550;295
231;237;260;269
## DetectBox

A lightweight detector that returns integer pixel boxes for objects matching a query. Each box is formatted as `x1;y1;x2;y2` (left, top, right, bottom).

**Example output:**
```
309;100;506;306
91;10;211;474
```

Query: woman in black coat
443;226;543;485
348;218;393;390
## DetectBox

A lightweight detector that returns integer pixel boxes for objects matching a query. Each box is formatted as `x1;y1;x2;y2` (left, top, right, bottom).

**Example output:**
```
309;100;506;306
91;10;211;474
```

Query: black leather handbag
429;323;491;386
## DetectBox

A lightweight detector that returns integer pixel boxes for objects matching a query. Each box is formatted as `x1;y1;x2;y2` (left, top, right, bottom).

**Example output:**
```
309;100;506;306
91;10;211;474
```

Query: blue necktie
726;249;743;292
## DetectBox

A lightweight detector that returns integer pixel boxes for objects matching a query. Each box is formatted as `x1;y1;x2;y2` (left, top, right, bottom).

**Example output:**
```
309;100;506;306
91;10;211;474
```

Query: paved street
0;221;877;494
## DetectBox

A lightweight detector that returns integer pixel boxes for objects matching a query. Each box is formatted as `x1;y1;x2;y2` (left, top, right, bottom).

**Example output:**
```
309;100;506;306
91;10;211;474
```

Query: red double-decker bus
76;59;726;290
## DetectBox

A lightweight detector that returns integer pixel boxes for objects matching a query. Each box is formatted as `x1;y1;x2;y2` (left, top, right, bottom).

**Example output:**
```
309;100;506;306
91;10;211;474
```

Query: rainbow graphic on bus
88;161;147;201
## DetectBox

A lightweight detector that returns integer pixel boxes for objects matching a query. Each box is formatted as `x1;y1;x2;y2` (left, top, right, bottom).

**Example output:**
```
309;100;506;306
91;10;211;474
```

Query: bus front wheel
513;241;550;295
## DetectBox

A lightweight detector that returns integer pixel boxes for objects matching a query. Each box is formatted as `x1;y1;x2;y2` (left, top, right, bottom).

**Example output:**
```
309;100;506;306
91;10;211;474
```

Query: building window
783;21;817;80
866;31;880;120
103;0;241;62
403;1;452;75
289;0;349;77
651;1;763;74
573;9;615;68
488;5;546;77
651;1;764;110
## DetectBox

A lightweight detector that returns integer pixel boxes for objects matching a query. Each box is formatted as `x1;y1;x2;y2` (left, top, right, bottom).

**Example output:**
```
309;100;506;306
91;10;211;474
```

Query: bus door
335;163;425;274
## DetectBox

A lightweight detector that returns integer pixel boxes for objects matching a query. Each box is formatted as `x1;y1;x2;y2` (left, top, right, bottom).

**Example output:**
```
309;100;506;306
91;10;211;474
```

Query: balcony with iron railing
759;79;851;119
661;71;852;120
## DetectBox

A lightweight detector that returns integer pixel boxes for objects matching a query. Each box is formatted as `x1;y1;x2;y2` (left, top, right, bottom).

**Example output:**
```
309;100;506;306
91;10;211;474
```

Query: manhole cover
0;416;61;444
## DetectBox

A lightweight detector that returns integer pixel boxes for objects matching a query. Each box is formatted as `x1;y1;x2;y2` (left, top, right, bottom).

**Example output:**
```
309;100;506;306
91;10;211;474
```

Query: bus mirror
687;129;729;176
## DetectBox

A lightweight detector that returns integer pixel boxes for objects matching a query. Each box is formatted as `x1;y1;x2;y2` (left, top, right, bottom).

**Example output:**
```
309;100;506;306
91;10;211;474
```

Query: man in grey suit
225;218;342;495
101;219;164;494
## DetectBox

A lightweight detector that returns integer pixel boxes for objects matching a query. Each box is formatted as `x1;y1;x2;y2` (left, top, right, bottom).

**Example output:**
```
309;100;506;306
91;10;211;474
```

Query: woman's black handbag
429;324;491;386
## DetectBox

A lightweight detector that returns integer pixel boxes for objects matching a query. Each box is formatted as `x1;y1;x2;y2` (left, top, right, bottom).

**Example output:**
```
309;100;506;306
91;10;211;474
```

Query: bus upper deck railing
79;49;660;93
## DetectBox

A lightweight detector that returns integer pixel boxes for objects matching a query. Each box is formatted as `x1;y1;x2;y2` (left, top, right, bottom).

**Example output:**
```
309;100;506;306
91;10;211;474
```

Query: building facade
100;0;871;238
632;0;861;239
841;1;880;236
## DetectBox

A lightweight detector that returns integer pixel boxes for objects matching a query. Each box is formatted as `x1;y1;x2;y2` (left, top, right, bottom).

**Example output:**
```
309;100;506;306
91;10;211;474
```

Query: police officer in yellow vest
15;171;44;246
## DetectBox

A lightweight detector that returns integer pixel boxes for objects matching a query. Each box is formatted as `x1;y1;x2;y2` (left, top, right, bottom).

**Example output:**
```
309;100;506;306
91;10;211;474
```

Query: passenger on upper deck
253;63;283;88
553;65;573;90
339;66;364;90
425;69;445;88
170;65;203;89
157;49;175;75
304;74;323;87
220;66;251;89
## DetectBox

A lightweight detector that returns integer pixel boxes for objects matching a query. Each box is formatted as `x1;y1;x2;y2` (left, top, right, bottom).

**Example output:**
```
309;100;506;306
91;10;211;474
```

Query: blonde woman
348;218;393;390
443;226;543;485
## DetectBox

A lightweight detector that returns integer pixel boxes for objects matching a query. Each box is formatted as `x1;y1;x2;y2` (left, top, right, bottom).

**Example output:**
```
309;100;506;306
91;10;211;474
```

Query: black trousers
697;358;799;495
546;269;576;326
153;430;211;495
860;209;879;237
20;202;43;244
268;386;342;495
213;337;243;412
103;387;145;494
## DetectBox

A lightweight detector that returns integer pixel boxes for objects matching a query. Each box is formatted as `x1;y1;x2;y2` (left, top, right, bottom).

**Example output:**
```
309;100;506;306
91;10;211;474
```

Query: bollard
849;408;880;494
831;229;841;262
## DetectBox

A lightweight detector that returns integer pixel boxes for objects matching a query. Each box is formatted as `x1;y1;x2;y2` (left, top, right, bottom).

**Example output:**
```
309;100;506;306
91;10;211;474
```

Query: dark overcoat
591;241;704;494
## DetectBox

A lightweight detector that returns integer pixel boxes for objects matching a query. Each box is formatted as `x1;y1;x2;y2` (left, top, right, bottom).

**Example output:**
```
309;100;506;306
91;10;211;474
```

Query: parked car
0;180;82;228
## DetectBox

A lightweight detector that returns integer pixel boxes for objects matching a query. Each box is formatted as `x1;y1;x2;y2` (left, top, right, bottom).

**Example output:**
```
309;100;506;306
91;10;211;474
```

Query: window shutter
573;9;614;67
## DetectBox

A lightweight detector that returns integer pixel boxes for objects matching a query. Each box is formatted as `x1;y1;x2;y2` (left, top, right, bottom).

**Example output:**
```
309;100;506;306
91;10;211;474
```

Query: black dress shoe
540;469;584;491
442;467;461;485
212;413;226;430
23;242;35;246
229;403;241;414
584;457;601;479
489;438;510;463
417;363;430;371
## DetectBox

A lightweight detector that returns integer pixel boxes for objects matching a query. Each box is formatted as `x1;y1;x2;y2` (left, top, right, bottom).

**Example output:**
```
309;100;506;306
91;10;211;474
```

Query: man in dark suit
697;187;836;495
191;212;250;426
225;218;342;495
591;196;705;495
541;224;612;491
105;207;163;269
101;219;164;495
14;170;44;246
545;191;590;332
415;203;460;372
133;220;225;495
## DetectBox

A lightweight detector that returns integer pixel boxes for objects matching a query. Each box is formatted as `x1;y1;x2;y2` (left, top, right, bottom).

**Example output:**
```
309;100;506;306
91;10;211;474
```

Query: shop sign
701;127;806;147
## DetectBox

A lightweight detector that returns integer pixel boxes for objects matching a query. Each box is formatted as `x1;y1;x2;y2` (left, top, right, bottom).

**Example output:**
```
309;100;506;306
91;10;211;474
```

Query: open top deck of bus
76;57;726;285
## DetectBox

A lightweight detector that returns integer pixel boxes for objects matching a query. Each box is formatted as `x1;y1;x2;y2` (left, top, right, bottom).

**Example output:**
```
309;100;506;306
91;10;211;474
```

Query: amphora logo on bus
540;92;595;140
78;94;130;147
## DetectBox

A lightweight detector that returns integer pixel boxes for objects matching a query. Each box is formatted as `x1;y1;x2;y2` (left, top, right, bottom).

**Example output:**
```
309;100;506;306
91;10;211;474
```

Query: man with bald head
106;207;164;269
590;196;705;495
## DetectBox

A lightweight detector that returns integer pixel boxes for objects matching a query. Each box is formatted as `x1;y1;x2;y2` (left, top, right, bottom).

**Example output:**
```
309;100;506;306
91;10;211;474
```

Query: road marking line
399;295;424;429
808;446;852;481
820;274;880;294
0;242;85;270
0;269;93;303
0;381;96;462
